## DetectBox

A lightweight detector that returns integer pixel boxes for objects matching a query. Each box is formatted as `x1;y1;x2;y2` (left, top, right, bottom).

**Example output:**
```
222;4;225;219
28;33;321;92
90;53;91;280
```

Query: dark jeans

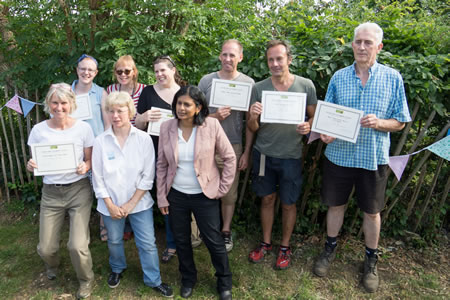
168;188;232;292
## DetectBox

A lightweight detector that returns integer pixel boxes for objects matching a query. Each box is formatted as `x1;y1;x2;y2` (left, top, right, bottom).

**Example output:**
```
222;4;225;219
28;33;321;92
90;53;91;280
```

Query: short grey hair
354;22;383;45
105;91;136;120
44;83;76;115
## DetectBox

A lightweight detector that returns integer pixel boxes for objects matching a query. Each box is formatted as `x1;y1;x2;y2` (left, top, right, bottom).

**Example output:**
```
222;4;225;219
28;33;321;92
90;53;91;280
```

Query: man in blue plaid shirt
313;23;411;293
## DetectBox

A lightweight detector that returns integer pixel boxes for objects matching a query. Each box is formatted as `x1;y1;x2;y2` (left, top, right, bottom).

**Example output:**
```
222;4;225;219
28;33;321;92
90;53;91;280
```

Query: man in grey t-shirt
247;40;317;270
198;39;255;252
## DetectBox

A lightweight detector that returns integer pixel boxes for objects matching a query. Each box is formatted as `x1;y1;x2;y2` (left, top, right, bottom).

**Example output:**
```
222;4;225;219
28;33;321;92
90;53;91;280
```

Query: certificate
147;108;174;136
30;143;78;176
311;100;364;143
209;78;252;111
71;93;93;120
260;91;306;124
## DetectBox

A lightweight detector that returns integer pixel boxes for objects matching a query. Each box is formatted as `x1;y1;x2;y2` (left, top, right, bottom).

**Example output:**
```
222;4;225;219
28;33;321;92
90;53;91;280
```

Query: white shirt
27;119;94;184
92;126;155;216
172;127;202;194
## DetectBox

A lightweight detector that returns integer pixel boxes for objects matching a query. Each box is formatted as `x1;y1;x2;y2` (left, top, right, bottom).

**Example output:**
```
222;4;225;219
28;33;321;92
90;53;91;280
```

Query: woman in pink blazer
157;85;236;300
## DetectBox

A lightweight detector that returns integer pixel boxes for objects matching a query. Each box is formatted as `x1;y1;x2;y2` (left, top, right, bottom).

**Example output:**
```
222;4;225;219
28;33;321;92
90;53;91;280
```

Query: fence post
18;87;31;183
1;85;19;200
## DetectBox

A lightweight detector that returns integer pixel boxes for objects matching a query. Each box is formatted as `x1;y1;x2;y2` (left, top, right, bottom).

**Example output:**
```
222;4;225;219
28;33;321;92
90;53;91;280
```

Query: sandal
161;248;176;263
100;225;108;242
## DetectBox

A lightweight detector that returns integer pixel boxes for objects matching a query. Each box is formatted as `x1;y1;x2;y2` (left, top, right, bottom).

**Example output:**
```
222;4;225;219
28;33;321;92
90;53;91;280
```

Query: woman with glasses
106;55;146;241
107;55;146;126
92;91;173;297
27;83;95;299
72;54;110;242
135;56;187;263
71;54;109;137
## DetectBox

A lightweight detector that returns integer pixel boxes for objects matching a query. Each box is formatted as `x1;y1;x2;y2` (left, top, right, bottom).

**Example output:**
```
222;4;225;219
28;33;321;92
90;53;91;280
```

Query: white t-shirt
27;119;94;184
92;126;155;216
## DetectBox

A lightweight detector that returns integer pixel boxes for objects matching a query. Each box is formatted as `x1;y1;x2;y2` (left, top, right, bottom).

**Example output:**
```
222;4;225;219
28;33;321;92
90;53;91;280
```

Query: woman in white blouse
91;91;172;297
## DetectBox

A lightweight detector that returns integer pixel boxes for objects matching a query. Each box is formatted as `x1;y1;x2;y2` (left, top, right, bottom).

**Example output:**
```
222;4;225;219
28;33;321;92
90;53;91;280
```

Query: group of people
26;21;411;299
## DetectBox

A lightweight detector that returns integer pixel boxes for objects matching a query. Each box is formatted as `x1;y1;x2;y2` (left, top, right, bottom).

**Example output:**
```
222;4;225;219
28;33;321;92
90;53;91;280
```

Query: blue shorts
251;148;303;205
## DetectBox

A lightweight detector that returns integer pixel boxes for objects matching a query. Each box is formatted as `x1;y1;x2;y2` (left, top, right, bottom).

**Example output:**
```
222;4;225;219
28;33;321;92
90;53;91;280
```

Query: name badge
107;151;115;160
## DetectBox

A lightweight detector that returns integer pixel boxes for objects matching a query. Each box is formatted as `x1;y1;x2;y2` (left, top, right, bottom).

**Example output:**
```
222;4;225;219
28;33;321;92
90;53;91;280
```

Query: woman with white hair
92;91;173;297
26;83;95;299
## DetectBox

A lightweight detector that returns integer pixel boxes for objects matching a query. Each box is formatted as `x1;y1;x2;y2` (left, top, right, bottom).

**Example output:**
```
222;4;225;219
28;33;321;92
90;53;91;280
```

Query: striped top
107;83;146;126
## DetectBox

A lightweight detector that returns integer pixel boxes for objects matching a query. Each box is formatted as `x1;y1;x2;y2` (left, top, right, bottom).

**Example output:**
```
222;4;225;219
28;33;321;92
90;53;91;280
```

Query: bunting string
0;94;43;117
307;130;449;181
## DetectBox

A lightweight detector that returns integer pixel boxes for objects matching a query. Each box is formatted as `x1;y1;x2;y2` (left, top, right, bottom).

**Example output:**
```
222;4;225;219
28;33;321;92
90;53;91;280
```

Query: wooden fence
0;84;448;236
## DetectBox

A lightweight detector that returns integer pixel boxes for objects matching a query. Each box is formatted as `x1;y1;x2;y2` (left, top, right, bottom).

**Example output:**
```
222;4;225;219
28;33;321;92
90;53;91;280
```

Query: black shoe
107;271;122;288
180;285;193;298
153;283;174;298
219;290;232;300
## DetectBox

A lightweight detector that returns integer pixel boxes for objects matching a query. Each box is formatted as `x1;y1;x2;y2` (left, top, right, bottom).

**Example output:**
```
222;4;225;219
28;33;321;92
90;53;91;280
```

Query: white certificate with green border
311;100;364;143
260;91;306;124
209;78;252;111
71;93;93;120
147;108;174;136
31;142;77;176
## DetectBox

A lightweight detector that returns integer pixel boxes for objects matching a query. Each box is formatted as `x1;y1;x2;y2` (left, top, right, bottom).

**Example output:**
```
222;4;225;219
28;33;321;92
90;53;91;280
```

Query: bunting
307;128;449;181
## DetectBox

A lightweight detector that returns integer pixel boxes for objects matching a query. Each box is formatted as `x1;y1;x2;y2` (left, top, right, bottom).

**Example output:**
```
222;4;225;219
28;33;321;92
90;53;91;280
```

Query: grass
0;209;449;299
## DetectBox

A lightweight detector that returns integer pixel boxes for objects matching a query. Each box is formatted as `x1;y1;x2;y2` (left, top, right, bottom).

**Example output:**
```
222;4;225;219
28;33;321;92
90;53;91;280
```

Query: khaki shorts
215;143;242;205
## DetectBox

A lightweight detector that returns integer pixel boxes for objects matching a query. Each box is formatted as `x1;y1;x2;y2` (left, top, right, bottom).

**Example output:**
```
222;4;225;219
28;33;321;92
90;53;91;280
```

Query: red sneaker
248;242;272;263
275;247;291;270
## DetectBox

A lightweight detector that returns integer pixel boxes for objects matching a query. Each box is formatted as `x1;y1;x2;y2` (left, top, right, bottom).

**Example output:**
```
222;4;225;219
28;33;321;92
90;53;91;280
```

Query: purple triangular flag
5;94;23;114
308;131;321;144
388;154;411;181
19;97;35;117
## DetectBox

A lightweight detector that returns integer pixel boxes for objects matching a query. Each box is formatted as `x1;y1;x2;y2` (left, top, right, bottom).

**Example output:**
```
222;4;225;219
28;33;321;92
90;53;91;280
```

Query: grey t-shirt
198;72;255;145
250;75;317;159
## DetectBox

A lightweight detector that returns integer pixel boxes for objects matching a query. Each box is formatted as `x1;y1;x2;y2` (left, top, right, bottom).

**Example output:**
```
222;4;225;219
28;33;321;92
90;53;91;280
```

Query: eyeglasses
154;55;176;67
108;108;129;115
116;69;132;76
78;67;97;74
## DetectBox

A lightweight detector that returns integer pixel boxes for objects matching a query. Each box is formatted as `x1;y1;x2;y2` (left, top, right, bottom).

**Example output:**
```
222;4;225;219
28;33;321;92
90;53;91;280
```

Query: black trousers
168;188;232;292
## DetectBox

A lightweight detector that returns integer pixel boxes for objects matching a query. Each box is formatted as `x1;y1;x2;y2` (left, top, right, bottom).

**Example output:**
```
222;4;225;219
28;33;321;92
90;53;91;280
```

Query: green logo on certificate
281;95;288;99
336;110;344;114
229;84;236;87
50;145;58;149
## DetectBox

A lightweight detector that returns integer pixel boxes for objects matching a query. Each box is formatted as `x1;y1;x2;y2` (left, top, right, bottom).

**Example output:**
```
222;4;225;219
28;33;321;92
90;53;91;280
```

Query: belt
45;182;73;188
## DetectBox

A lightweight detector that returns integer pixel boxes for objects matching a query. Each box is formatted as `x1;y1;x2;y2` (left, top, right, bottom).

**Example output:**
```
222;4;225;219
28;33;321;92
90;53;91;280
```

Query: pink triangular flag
308;131;321;144
5;94;23;114
388;154;411;181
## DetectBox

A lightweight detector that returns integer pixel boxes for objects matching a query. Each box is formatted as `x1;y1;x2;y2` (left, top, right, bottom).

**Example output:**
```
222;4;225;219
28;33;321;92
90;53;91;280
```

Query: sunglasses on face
116;69;132;75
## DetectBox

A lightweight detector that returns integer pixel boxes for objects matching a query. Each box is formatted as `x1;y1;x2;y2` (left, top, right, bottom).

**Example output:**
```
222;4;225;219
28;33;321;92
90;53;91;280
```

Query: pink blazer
157;117;236;207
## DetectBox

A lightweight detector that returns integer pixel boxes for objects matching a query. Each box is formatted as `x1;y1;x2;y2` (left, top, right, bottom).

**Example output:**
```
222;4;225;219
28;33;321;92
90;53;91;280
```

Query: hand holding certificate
147;108;174;136
209;78;252;111
71;93;93;120
30;143;78;176
311;101;364;143
260;91;307;124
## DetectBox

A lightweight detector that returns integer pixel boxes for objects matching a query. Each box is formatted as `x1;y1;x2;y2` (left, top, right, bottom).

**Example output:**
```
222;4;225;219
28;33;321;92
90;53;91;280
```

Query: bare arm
239;112;254;171
296;104;316;135
101;90;110;130
247;102;262;133
77;146;92;175
360;114;405;132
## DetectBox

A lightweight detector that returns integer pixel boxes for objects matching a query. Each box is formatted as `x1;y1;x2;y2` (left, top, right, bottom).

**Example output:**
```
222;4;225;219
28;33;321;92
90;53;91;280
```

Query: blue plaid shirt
324;62;411;170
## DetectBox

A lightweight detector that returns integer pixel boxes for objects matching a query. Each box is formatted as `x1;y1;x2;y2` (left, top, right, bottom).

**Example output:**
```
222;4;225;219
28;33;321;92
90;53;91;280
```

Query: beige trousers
38;177;94;283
